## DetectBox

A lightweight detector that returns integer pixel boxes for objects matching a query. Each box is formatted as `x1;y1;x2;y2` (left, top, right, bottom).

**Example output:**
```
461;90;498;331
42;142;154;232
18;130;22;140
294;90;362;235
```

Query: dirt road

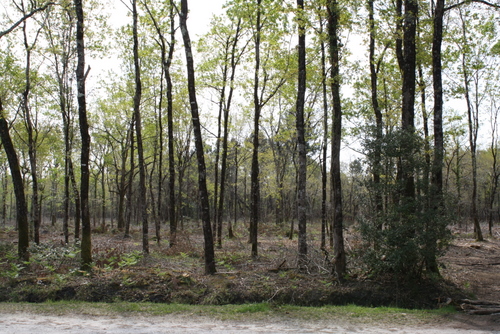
1;312;499;334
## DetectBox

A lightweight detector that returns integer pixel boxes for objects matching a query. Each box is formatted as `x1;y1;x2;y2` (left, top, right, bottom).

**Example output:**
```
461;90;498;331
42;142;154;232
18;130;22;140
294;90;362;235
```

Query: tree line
1;0;499;279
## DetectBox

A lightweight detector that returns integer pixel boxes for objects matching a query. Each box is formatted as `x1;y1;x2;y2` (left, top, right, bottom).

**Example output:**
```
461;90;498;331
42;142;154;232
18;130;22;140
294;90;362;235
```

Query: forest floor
440;224;500;303
0;220;499;331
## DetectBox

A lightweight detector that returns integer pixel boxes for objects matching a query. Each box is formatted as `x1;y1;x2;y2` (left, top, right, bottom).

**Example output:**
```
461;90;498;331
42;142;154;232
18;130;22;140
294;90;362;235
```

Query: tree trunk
296;0;307;269
166;1;177;248
429;0;446;273
458;9;483;241
74;0;92;270
132;0;149;254
400;0;418;199
101;165;106;228
179;0;216;275
68;157;81;240
20;17;41;245
319;10;328;250
217;19;243;247
117;122;131;231
327;0;346;279
63;112;71;243
418;64;431;198
124;118;135;238
0;98;29;261
488;118;499;236
250;0;263;259
368;0;384;227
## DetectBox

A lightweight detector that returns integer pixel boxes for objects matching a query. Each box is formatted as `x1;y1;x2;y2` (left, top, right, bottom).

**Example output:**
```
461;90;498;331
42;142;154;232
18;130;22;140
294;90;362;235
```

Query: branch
0;2;55;39
445;0;500;11
84;65;91;82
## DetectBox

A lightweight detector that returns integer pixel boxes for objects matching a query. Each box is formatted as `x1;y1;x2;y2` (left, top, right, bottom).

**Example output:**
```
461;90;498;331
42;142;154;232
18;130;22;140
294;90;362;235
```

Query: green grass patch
0;301;456;325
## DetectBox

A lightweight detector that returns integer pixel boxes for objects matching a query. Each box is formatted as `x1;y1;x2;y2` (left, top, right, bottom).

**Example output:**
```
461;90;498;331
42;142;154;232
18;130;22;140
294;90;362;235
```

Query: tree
44;2;80;244
17;0;45;245
0;0;55;261
0;98;29;261
198;13;247;248
250;0;263;259
367;0;384;223
486;97;500;235
131;0;149;254
226;0;289;258
427;0;445;274
0;1;54;39
315;5;329;250
451;6;496;241
215;18;245;245
296;0;307;269
74;0;92;270
143;0;177;247
179;0;216;274
398;0;418;199
327;0;346;279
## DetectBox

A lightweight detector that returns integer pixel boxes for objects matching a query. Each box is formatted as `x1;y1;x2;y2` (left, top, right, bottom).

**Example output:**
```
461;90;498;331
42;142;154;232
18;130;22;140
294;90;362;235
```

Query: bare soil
0;311;499;333
440;225;500;303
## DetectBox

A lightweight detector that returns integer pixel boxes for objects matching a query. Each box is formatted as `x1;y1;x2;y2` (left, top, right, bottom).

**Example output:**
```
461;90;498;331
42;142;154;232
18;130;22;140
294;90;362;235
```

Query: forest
1;0;500;308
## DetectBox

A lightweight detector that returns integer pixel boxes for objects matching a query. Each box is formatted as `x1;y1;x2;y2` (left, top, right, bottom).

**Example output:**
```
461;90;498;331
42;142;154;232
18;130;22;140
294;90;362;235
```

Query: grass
0;301;457;326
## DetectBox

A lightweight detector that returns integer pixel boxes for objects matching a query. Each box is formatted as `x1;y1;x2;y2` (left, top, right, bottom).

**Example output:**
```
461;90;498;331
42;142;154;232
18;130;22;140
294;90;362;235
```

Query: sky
87;0;227;98
88;0;226;73
109;0;226;37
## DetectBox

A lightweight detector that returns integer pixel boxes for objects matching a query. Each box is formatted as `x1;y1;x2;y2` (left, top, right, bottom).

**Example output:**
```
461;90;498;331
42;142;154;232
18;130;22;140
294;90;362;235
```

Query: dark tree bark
131;0;149;254
400;0;418;199
296;0;307;269
418;63;431;198
74;0;91;270
487;134;499;236
179;0;216;274
327;0;346;279
57;48;73;243
368;0;384;222
250;0;263;259
318;9;328;250
116;121;132;231
395;0;404;70
69;158;81;240
124;118;135;238
20;13;41;245
0;99;29;261
428;0;446;273
166;1;177;248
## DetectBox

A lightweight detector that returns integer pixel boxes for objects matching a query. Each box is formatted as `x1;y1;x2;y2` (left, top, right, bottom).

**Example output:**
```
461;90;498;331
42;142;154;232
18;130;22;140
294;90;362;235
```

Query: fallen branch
454;262;500;266
464;308;500;315
459;299;500;306
268;259;296;272
460;299;500;315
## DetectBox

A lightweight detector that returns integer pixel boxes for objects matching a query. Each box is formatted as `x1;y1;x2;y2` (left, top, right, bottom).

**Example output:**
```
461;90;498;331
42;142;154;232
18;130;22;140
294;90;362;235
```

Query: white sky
88;0;226;71
109;0;226;37
87;0;227;98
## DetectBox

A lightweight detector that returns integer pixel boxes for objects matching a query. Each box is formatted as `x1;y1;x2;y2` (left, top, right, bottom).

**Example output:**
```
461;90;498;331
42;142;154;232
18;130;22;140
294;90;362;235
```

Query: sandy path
1;313;499;334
